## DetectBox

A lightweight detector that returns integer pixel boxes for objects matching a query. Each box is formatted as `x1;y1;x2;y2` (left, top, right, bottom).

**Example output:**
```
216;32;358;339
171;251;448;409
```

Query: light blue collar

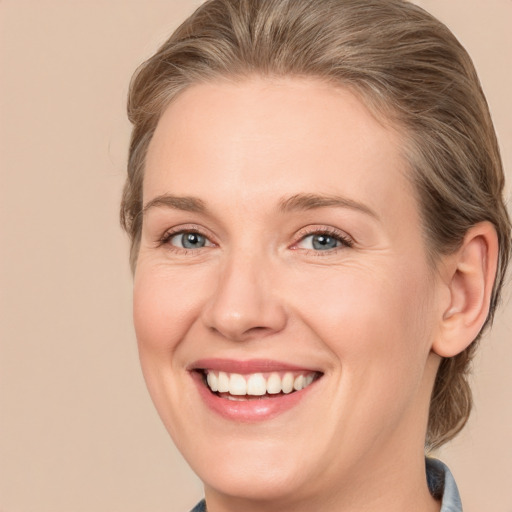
426;457;463;511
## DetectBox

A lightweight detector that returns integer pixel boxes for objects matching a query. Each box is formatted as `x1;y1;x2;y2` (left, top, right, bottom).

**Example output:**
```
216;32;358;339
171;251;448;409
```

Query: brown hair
120;0;510;450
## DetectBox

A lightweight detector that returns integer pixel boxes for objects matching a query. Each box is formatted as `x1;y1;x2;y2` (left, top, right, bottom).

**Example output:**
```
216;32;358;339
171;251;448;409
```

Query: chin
200;461;306;503
181;435;316;502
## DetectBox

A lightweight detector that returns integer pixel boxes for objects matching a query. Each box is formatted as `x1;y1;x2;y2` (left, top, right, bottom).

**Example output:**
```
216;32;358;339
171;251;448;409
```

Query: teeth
204;370;317;396
218;372;229;392
247;373;267;395
229;373;247;395
267;373;282;394
206;372;218;392
282;372;294;394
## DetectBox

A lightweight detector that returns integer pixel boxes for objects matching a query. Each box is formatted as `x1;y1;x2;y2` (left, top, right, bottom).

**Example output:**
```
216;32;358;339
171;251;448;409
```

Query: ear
432;221;499;358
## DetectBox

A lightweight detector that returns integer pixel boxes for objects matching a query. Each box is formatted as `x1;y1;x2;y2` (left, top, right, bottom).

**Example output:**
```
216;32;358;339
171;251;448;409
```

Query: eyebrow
142;194;206;215
142;192;378;219
278;193;378;218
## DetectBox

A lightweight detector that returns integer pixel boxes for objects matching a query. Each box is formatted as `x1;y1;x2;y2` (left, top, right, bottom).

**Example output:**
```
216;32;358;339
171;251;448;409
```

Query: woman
120;1;510;510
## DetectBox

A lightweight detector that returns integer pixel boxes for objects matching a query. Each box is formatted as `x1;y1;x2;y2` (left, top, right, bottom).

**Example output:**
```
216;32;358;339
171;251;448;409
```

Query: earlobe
433;222;498;358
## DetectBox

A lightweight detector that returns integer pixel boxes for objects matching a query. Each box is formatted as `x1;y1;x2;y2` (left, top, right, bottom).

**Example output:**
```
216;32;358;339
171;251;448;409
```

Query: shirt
189;457;463;512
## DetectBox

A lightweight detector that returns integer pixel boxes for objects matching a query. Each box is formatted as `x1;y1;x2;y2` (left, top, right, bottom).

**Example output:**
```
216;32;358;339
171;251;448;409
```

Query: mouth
189;359;323;421
198;369;320;401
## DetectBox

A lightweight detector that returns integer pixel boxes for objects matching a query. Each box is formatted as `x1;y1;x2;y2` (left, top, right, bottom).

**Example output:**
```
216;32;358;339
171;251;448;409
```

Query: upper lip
188;358;321;374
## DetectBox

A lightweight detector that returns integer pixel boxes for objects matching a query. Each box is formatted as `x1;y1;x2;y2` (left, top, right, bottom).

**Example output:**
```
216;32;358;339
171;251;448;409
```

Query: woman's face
134;77;443;505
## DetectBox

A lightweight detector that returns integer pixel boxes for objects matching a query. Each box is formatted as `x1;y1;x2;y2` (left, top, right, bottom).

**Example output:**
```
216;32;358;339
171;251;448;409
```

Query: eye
167;231;213;249
295;231;352;251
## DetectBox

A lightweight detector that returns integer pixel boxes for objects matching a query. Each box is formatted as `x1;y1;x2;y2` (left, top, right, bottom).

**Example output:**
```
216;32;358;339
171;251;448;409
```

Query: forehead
144;77;417;228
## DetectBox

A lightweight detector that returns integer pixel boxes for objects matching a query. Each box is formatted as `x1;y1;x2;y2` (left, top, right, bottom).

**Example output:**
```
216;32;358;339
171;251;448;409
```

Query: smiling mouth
198;369;322;401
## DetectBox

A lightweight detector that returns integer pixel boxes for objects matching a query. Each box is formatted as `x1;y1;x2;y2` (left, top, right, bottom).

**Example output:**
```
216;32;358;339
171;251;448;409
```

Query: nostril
207;324;279;342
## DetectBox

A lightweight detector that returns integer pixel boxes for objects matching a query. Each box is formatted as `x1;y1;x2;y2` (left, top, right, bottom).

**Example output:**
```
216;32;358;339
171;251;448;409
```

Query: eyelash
157;226;354;254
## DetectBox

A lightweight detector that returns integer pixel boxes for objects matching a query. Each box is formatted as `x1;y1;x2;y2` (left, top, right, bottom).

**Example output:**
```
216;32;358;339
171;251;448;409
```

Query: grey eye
297;233;342;251
311;234;339;250
171;232;208;249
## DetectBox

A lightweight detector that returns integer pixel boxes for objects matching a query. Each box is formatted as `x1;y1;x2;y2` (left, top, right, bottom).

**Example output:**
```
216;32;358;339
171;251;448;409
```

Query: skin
133;77;495;512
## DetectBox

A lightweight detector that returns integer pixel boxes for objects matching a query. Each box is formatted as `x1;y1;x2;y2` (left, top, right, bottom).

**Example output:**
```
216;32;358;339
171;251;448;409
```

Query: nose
201;252;287;342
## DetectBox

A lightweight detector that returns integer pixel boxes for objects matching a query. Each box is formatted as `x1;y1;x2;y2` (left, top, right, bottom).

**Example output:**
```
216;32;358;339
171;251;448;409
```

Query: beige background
0;1;510;511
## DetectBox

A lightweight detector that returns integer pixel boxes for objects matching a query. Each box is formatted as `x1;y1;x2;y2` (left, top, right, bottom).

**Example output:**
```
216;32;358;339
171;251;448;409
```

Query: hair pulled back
121;0;510;450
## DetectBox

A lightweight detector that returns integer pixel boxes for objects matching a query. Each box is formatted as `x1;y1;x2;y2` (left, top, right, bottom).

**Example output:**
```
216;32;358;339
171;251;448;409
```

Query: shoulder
189;499;206;512
426;458;463;512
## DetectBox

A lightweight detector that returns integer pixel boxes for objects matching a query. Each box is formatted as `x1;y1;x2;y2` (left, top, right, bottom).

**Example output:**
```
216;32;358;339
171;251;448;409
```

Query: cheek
291;263;435;438
133;263;209;355
288;259;434;372
132;263;211;439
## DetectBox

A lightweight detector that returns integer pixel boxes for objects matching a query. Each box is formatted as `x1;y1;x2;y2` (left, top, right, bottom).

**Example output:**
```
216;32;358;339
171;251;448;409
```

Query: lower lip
191;371;318;422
